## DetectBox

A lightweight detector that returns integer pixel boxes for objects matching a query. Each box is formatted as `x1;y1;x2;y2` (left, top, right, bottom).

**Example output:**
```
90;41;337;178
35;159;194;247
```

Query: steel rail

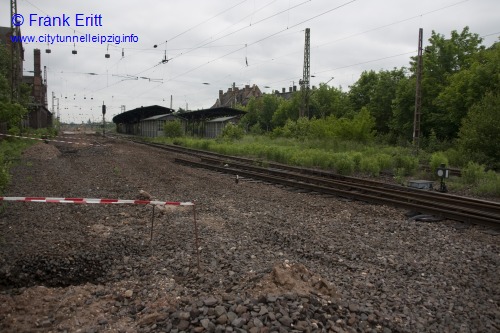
123;139;499;228
198;156;500;216
174;158;500;228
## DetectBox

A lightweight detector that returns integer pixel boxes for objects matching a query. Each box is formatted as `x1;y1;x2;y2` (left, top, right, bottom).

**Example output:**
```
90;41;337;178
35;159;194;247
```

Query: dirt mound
21;142;61;160
249;262;338;299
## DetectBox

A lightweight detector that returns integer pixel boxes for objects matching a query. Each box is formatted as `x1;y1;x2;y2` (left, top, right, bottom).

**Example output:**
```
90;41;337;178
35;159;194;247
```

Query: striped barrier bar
0;133;102;146
0;196;194;206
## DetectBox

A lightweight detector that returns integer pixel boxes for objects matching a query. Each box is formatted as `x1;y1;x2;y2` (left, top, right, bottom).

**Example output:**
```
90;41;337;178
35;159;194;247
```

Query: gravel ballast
0;135;498;333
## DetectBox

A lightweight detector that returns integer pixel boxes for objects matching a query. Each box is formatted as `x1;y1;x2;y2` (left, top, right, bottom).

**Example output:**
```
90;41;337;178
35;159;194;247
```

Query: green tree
458;92;500;169
435;42;500;136
390;75;414;142
349;69;405;134
271;93;301;128
391;27;485;142
310;83;351;119
419;27;484;139
240;97;261;131
260;94;281;131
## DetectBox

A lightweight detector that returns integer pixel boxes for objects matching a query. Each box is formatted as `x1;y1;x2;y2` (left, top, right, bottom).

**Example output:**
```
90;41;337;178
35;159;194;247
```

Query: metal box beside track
407;180;434;190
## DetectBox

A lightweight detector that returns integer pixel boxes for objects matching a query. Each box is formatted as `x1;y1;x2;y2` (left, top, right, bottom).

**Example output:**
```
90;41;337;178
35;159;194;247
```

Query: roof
141;114;181;122
112;105;174;124
206;116;239;123
178;107;245;121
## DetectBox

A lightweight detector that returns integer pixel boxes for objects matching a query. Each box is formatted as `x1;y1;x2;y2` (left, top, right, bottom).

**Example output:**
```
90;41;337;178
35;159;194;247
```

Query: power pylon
299;28;310;118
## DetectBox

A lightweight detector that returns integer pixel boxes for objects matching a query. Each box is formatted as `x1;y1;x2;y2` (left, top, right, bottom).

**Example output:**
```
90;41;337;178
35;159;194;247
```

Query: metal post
300;28;311;118
102;102;106;136
150;205;155;242
413;28;423;154
193;204;200;272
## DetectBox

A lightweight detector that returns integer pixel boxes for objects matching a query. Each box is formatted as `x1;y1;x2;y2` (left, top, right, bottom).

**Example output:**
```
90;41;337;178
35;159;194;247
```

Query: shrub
429;152;449;178
377;154;393;172
220;123;244;140
360;156;380;176
394;167;406;185
350;152;362;169
332;153;355;175
475;170;500;196
445;147;466;167
394;155;418;175
163;120;183;138
461;161;485;185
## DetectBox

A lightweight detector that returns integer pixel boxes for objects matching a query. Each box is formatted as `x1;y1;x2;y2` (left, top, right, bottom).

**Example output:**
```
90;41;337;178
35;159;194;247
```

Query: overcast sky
2;0;499;123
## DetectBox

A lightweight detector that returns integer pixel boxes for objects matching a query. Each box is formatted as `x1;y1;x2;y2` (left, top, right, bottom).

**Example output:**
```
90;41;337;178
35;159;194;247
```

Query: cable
166;0;357;83
315;0;470;49
166;0;310;63
155;0;248;47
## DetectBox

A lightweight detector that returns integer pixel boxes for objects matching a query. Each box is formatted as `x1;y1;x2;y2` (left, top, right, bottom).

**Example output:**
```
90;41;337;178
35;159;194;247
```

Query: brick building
213;83;262;108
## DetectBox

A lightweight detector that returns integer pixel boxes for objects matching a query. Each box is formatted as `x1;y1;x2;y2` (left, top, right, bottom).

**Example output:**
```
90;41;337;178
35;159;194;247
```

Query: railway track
129;139;500;228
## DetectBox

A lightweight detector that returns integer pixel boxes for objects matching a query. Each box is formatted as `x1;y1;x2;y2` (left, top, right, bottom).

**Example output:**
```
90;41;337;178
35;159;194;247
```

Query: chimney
282;88;285;93
33;49;43;104
34;49;41;77
293;85;297;92
245;84;250;89
289;87;292;92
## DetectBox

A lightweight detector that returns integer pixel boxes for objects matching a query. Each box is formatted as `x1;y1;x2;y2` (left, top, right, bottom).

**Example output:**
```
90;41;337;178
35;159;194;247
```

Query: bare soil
0;134;498;333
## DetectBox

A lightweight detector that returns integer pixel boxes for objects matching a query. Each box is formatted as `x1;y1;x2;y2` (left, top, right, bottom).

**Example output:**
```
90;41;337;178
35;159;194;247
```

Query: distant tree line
239;27;500;169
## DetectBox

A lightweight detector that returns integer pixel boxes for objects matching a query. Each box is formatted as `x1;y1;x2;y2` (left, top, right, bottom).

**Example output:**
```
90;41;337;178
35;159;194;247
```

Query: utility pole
299;28;310;118
43;66;48;107
413;28;423;154
232;82;236;108
10;0;21;102
102;102;106;136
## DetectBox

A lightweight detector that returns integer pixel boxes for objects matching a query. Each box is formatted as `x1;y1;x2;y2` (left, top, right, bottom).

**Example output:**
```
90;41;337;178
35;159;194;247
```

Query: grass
151;134;500;198
153;134;421;177
0;138;35;195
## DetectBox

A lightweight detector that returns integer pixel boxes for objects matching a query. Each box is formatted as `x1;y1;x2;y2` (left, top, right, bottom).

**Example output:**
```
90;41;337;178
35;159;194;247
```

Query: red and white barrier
0;133;102;146
0;196;194;206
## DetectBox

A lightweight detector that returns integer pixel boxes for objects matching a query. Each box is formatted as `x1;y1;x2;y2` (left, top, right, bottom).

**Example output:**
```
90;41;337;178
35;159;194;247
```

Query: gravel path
0;135;498;333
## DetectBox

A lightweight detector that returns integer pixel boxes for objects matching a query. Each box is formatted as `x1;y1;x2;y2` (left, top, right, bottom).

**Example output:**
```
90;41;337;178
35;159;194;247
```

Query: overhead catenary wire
39;0;493;120
166;0;358;83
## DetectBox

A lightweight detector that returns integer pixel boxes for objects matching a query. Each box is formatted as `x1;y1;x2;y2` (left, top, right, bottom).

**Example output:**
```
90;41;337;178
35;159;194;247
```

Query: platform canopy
112;105;174;124
178;107;245;121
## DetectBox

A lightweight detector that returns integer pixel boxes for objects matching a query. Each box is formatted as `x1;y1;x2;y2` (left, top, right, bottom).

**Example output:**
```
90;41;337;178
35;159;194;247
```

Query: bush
475;170;500;196
360;156;380;176
461;161;485;185
377;154;393;171
163;120;183;138
394;155;418;175
220;123;244;140
350;152;362;169
445;147;466;167
394;167;406;185
331;153;355;175
429;152;449;178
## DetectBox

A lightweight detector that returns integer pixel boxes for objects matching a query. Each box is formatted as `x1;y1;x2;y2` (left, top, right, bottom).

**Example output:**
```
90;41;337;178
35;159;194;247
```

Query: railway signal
436;163;449;193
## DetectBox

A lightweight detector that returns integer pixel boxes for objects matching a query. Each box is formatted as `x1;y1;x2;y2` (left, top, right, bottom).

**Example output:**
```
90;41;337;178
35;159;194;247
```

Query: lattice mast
299;28;310;118
413;28;423;152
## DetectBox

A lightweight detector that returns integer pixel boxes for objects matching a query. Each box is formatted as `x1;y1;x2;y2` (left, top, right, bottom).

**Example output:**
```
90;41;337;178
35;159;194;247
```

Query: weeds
148;134;498;200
